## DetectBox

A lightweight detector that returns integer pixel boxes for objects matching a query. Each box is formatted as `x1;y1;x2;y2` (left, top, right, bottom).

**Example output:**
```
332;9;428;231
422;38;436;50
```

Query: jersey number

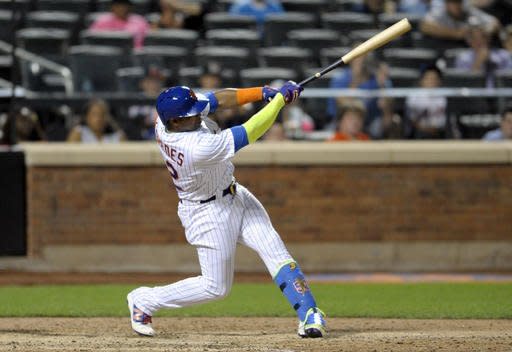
165;160;179;180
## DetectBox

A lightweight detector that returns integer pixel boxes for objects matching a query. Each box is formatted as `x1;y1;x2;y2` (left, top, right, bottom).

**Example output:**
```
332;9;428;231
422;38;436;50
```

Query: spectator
127;67;167;140
67;99;127;143
420;0;500;42
482;107;512;141
327;51;392;138
379;97;403;139
329;101;370;141
0;107;46;144
281;105;315;139
90;0;150;48
404;65;448;139
229;0;284;28
454;19;512;87
158;0;216;31
264;122;287;141
151;0;184;29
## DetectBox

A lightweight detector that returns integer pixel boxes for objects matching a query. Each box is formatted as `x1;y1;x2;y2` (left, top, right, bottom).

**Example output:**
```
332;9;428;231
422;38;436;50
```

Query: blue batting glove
279;81;303;104
262;85;279;102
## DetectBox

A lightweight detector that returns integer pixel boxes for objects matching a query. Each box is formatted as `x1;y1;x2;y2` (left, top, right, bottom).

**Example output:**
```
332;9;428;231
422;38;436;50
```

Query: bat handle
298;58;345;87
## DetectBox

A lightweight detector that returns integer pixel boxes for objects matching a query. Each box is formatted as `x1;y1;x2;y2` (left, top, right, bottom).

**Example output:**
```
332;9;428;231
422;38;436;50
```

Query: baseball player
127;81;327;338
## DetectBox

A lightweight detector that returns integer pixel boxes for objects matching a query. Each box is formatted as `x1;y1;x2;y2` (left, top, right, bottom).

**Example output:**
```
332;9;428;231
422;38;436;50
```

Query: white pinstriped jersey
155;97;236;202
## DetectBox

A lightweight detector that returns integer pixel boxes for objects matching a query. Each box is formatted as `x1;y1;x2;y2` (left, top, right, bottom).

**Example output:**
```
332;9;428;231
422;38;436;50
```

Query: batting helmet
156;86;209;125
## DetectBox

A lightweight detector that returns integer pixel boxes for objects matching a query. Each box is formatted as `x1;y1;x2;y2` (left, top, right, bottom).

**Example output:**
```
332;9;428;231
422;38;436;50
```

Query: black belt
199;183;237;204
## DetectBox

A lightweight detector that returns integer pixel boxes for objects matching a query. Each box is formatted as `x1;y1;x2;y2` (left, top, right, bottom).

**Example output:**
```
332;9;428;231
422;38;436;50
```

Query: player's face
502;113;512;139
170;115;202;132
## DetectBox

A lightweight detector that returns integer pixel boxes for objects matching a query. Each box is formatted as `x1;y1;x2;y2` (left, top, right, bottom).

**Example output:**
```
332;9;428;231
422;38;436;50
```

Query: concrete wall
19;141;512;272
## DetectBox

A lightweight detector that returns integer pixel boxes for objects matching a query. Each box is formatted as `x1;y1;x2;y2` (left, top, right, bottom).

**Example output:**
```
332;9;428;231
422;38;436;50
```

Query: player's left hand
262;86;279;102
279;81;303;105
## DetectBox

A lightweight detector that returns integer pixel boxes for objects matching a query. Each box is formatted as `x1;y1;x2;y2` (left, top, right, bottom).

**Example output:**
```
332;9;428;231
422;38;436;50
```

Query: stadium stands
0;0;510;142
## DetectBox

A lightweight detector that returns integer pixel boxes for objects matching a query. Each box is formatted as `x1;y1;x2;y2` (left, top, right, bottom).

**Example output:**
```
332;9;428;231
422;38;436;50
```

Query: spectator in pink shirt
90;0;150;48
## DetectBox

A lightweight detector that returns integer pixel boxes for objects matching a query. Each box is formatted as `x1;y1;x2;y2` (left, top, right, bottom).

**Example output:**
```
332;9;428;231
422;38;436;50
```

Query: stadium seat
443;48;470;68
215;0;235;12
16;28;70;60
0;55;12;80
143;29;198;54
332;0;361;11
80;30;133;54
116;66;145;92
280;0;328;20
321;12;374;34
442;69;486;88
448;97;498;138
69;45;125;92
496;69;512;88
263;12;315;47
26;11;80;29
287;29;341;56
205;29;260;65
178;66;203;87
85;11;107;28
0;10;16;43
195;46;250;82
240;67;297;87
383;48;438;70
133;45;188;72
258;46;312;73
204;12;257;31
411;31;465;55
96;0;152;15
388;67;421;88
144;12;160;25
37;0;90;14
178;66;237;87
319;46;351;67
0;0;29;12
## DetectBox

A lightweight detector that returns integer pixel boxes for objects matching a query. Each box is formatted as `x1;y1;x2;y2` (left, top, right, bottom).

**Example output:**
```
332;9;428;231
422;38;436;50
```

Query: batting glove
279;81;303;104
262;85;279;102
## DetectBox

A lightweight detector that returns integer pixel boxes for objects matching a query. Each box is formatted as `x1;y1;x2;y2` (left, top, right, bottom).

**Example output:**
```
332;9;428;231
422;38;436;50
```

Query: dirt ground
0;317;511;352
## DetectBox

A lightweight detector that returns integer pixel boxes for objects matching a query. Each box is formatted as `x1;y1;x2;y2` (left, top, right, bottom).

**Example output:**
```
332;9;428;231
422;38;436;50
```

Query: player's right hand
279;81;303;105
262;85;279;102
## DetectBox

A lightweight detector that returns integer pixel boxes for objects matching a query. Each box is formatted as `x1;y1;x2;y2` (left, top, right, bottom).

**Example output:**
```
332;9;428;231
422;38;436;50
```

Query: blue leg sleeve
273;260;317;321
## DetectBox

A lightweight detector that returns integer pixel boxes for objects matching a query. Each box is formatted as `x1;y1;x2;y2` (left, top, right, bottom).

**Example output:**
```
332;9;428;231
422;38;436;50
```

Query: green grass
1;283;511;319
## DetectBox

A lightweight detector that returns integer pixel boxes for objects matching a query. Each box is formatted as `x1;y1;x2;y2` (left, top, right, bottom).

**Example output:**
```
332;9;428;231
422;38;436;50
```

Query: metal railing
0;40;74;95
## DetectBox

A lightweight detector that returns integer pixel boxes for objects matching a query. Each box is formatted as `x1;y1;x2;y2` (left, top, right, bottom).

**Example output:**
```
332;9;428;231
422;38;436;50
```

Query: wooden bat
299;18;412;86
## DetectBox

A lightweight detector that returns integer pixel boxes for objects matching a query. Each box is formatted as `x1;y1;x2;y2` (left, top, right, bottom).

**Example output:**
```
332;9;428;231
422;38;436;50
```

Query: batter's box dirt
0;317;511;352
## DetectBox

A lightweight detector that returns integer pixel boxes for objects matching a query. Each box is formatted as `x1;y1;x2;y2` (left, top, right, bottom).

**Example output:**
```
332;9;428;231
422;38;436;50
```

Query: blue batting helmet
156;86;209;125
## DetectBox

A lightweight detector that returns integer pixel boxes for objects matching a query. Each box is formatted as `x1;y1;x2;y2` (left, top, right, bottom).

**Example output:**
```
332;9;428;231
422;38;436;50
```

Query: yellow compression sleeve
242;93;286;143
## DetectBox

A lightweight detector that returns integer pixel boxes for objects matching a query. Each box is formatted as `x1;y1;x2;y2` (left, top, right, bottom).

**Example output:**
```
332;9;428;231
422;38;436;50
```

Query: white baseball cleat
297;307;327;338
127;292;155;337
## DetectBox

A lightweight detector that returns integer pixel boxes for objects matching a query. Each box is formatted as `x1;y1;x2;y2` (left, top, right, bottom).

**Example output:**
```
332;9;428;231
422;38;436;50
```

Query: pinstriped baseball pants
130;184;293;315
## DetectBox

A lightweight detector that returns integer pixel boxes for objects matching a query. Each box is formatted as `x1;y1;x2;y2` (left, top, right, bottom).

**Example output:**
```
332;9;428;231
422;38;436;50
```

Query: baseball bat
298;18;412;86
